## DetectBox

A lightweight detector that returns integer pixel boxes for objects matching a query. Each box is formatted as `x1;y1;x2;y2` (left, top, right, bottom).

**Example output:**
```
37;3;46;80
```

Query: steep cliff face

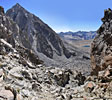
6;3;71;59
91;8;112;75
0;7;16;47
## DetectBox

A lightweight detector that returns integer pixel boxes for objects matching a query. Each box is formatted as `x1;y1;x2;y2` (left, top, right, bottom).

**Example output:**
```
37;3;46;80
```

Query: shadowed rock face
6;3;71;59
91;8;112;75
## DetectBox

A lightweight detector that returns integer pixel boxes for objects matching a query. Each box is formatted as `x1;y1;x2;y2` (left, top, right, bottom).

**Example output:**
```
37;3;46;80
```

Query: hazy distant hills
59;31;97;53
59;31;97;41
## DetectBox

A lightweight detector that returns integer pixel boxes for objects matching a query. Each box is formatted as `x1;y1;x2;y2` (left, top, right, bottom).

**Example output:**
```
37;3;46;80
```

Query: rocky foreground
0;38;112;100
0;5;112;100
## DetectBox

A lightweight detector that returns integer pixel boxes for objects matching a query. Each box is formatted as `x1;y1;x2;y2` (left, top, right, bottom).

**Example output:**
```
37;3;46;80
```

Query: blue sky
0;0;112;32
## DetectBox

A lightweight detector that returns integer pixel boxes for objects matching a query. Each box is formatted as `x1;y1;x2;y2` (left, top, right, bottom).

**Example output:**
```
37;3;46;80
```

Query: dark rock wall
91;8;112;75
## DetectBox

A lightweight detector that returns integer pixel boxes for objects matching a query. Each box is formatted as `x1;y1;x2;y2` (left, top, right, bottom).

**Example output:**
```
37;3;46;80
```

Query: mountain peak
6;3;72;59
15;3;21;7
101;8;112;22
12;3;24;10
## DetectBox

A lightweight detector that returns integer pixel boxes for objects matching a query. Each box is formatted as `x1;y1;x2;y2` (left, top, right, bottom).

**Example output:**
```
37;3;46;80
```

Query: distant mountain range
59;31;97;41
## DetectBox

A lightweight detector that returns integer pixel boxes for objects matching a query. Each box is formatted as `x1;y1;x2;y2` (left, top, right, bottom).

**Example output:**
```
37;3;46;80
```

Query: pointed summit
15;3;22;7
8;3;30;16
12;3;24;10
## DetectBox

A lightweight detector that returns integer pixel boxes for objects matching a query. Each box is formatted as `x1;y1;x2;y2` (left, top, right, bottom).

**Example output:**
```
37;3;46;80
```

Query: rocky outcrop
0;7;32;49
91;8;112;75
0;6;4;15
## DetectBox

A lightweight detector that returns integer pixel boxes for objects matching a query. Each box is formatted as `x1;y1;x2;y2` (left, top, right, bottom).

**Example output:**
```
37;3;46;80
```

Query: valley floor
64;39;92;53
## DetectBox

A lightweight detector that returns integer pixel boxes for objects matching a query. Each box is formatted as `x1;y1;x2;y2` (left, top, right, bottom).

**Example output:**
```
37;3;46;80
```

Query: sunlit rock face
91;8;112;75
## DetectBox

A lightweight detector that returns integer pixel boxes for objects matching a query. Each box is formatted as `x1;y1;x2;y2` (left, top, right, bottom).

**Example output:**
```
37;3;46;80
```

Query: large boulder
91;8;112;75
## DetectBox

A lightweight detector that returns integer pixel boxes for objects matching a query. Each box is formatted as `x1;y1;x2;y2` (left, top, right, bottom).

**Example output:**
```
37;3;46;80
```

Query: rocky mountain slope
5;3;91;71
59;31;96;41
91;8;112;75
0;5;112;100
6;3;71;59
